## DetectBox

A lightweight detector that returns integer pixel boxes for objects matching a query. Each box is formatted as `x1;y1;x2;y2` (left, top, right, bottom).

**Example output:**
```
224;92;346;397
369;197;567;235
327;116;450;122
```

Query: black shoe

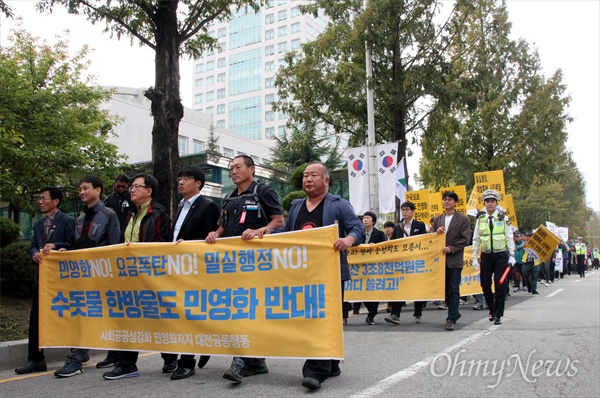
197;355;210;369
488;313;495;321
162;359;178;373
302;376;321;390
494;317;502;325
330;365;342;377
103;364;139;380
243;364;269;377
54;360;83;377
445;320;455;331
223;360;244;384
532;290;539;295
366;316;375;325
171;366;195;380
15;360;47;374
96;352;119;368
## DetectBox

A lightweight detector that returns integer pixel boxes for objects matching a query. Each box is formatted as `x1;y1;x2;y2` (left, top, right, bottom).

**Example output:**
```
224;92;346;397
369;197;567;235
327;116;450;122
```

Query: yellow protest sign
523;224;561;263
502;194;519;230
439;185;468;215
39;226;344;359
461;246;484;295
467;170;506;214
406;189;430;224
430;192;443;219
344;233;445;301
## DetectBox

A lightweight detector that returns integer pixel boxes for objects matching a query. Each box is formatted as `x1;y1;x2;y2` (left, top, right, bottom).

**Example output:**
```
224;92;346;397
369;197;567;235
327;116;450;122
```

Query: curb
0;340;106;371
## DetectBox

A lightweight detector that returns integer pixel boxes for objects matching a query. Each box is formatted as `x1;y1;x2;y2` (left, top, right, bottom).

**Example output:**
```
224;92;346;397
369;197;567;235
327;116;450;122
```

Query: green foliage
0;25;124;219
281;190;307;213
0;241;34;297
290;164;309;190
0;217;20;248
207;124;220;154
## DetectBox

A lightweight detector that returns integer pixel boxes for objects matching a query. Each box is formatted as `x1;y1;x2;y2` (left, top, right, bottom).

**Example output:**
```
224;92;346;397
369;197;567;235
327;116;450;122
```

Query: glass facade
228;96;262;140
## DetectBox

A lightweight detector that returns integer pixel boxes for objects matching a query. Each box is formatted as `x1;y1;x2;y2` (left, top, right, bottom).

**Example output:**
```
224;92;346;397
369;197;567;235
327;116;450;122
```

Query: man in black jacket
384;202;428;325
361;211;387;325
15;187;75;374
103;174;132;230
166;166;220;380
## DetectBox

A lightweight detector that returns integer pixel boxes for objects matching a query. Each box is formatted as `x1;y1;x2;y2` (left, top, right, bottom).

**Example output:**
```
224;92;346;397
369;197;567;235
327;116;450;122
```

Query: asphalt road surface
1;271;598;397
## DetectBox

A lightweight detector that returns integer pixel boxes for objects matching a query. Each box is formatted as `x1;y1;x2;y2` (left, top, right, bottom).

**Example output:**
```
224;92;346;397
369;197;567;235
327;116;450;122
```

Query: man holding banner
261;162;364;391
472;189;515;326
431;191;471;331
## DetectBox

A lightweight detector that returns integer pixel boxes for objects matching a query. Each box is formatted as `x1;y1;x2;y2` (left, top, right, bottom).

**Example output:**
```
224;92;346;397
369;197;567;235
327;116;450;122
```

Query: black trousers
27;285;44;362
480;251;509;318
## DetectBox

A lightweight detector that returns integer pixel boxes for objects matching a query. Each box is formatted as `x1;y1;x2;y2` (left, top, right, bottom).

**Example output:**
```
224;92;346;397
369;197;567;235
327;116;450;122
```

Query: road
1;271;598;397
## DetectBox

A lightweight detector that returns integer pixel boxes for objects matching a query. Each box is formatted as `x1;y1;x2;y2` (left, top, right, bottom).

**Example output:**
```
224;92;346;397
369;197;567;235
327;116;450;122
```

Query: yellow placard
39;226;344;359
430;192;443;219
523;224;561;263
344;233;445;301
461;246;484;295
439;185;468;215
467;170;506;213
501;194;519;230
406;189;430;224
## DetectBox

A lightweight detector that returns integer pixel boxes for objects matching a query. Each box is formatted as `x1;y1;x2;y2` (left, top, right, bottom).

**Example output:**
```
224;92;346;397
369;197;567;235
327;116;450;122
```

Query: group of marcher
15;162;591;390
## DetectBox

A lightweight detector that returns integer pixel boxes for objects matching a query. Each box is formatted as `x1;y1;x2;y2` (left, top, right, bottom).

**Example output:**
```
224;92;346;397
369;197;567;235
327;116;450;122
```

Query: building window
265;94;275;104
205;106;214;115
217;88;226;99
265;13;274;24
291;7;301;17
291;38;301;50
250;155;260;164
193;139;205;153
265;111;275;122
278;110;287;120
278;25;287;37
277;42;287;53
207;47;215;56
265;127;275;139
206;60;215;71
218;42;225;53
218;27;226;38
178;135;188;155
278;58;286;68
277;10;287;21
195;78;203;88
217;73;226;83
265;0;274;8
265;77;275;88
216;120;225;128
278;126;287;137
265;45;274;56
206;75;214;85
265;29;274;40
265;61;275;71
195;63;204;74
291;22;300;34
217;104;226;114
218;57;226;68
206;91;214;101
223;147;234;158
194;94;203;104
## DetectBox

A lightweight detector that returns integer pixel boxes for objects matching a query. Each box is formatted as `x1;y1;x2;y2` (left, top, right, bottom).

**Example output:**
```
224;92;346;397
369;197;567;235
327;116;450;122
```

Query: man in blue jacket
15;186;75;374
258;162;365;390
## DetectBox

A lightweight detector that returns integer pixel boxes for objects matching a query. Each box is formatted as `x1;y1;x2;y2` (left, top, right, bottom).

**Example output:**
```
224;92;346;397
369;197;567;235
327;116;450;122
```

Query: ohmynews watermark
430;349;579;388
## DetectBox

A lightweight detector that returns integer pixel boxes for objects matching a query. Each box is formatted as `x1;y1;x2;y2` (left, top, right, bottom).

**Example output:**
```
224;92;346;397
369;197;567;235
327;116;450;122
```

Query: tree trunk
146;0;183;216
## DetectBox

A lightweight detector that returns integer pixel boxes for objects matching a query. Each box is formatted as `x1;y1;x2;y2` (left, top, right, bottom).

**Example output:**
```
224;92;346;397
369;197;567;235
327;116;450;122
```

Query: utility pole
364;0;378;215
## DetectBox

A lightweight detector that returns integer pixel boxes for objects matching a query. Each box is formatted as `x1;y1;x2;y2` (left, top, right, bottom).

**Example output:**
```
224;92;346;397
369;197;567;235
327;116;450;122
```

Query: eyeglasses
115;184;128;189
37;196;53;202
177;176;195;182
129;184;148;191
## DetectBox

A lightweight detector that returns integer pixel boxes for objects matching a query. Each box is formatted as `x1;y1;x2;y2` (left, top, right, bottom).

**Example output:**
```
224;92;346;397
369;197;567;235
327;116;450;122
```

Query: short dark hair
115;174;129;184
306;162;331;181
400;201;416;211
363;211;377;224
178;166;206;190
39;186;63;207
442;191;459;202
233;155;255;168
133;173;158;198
79;175;104;196
384;221;395;228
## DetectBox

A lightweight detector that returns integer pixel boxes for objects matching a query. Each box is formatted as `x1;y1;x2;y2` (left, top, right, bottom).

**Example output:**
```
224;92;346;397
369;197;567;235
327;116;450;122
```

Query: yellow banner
439;185;468;215
461;246;484;295
523;224;561;263
467;170;506;214
344;233;445;301
502;194;519;230
430;192;443;219
406;189;430;223
39;226;344;359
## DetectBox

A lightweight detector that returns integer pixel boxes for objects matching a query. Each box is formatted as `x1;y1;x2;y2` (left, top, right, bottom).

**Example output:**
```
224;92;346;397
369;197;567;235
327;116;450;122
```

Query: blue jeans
446;267;463;322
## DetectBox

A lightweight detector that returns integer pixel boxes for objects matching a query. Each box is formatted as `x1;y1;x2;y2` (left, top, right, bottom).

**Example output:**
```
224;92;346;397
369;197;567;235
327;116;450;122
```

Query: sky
1;0;598;210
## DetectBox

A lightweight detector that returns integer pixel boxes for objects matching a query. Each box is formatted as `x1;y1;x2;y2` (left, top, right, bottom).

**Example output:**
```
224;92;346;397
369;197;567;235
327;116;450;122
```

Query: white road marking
546;289;564;298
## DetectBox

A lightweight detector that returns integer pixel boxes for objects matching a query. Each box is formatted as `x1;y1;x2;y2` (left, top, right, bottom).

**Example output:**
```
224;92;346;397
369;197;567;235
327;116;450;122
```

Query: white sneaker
544;283;549;287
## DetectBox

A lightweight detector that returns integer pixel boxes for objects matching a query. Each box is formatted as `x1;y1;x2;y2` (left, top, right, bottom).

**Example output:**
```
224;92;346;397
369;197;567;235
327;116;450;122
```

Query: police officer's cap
481;189;500;201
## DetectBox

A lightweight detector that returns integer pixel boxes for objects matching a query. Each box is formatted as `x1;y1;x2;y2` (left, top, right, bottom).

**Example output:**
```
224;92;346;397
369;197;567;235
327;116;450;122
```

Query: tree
0;26;123;221
207;124;220;154
0;0;14;18
38;0;260;214
275;0;456;185
267;120;343;172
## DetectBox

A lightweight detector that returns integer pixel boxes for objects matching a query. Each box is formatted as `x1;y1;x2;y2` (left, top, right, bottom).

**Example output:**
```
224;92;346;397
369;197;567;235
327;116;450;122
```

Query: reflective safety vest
478;214;508;253
594;251;600;260
575;243;586;255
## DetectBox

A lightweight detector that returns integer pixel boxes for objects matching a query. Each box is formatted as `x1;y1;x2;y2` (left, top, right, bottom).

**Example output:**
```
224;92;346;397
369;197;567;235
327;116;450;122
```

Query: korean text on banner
439;185;468;215
395;157;407;203
461;246;485;295
523;224;561;263
406;189;430;224
376;143;398;214
346;146;369;215
467;170;506;214
39;226;344;359
344;232;445;301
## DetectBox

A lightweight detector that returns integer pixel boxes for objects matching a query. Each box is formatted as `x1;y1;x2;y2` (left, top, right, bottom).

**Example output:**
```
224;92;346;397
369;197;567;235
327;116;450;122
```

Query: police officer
574;237;587;278
205;155;284;384
472;189;515;325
